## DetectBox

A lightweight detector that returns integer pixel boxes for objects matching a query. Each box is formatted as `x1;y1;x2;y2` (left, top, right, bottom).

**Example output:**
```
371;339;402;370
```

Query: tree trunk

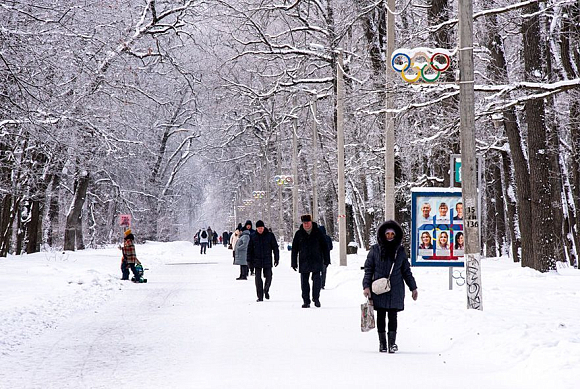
26;200;42;254
492;155;507;256
499;150;521;262
63;171;90;251
482;7;534;268
570;98;580;267
484;158;497;257
47;173;61;248
523;2;558;272
15;204;24;255
0;195;20;257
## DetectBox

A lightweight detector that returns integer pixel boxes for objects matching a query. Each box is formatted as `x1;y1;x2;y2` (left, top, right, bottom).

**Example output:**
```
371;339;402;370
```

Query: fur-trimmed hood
376;220;403;247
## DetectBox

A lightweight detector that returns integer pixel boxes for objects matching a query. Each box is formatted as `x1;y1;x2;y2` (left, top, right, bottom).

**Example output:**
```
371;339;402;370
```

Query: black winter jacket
247;230;279;268
363;220;417;311
291;222;331;273
319;226;333;264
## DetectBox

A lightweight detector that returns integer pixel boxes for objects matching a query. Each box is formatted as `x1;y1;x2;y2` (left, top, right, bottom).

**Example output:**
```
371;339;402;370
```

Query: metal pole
384;0;395;220
311;98;319;222
449;267;453;290
458;0;483;310
292;111;299;235
337;50;347;266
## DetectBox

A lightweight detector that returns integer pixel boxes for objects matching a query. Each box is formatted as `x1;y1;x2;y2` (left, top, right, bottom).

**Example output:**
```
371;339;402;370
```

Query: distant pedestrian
247;220;279;302
319;225;333;289
120;229;141;282
243;220;256;275
200;229;209;254
234;227;250;280
363;220;418;353
291;214;330;308
207;226;213;248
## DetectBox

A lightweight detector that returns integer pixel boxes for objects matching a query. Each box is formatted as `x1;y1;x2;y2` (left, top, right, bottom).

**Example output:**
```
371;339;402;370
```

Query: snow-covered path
1;241;578;388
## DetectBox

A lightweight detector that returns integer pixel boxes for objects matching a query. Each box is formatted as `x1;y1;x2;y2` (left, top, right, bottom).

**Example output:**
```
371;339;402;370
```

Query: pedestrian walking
247;220;279;302
319;225;333;289
290;214;330;308
120;229;141;282
207;226;213;248
200;228;209;254
243;220;256;275
362;220;418;353
234;227;250;280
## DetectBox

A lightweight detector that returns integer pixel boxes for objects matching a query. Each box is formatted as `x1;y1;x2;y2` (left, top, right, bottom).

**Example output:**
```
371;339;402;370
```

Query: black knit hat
256;220;265;228
300;214;312;222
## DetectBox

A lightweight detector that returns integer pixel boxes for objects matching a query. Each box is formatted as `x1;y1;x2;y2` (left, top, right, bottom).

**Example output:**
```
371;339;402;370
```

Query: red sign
119;214;131;227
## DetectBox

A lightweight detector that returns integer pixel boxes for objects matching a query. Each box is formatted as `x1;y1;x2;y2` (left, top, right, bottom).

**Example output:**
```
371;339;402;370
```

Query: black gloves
274;260;279;267
292;266;297;271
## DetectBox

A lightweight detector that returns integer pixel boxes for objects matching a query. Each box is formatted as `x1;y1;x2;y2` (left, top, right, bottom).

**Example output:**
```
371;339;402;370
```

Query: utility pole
264;148;271;226
337;50;347;266
277;129;284;241
384;0;395;220
292;110;299;234
311;98;319;222
458;0;483;310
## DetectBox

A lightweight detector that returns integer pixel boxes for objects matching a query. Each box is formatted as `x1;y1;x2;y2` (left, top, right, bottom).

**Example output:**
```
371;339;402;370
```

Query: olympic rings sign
243;199;253;206
391;47;451;83
273;175;294;186
252;191;266;199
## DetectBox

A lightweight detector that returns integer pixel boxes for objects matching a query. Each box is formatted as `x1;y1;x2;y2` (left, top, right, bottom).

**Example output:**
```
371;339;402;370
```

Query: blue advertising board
411;188;465;267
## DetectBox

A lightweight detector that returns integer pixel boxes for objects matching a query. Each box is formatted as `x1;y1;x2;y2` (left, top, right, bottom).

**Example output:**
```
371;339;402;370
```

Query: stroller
131;262;148;283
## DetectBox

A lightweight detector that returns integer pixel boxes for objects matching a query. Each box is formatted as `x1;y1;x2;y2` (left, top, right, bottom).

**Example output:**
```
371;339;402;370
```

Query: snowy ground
0;241;578;389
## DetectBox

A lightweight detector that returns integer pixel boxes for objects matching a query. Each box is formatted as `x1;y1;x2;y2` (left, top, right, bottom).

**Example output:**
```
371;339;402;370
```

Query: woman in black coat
363;220;418;353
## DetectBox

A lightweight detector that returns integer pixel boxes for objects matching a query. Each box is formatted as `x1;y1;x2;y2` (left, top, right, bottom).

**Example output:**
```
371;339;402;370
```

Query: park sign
119;214;131;227
411;188;464;267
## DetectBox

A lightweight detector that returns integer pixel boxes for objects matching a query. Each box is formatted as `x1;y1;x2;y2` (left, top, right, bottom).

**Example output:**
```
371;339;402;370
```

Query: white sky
0;241;578;389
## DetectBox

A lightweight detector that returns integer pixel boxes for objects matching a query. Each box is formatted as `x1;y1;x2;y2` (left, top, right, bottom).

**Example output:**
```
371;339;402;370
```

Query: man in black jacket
247;220;279;302
291;214;331;308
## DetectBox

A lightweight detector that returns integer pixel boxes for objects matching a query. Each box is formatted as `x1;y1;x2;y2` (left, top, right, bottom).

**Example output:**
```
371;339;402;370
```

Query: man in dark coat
363;220;418;353
247;220;279;302
319;225;333;290
207;226;213;248
291;214;331;308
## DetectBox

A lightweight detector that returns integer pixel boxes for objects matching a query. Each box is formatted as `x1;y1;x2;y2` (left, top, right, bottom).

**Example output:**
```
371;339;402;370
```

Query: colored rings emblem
391;48;451;83
252;191;266;199
273;175;294;186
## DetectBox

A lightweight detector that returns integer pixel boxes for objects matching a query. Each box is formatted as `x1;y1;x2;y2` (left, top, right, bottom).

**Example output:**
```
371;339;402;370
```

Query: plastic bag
361;299;375;332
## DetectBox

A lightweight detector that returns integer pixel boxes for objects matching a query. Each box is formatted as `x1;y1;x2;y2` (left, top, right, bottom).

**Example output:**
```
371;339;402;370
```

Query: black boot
388;331;398;353
378;332;388;352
